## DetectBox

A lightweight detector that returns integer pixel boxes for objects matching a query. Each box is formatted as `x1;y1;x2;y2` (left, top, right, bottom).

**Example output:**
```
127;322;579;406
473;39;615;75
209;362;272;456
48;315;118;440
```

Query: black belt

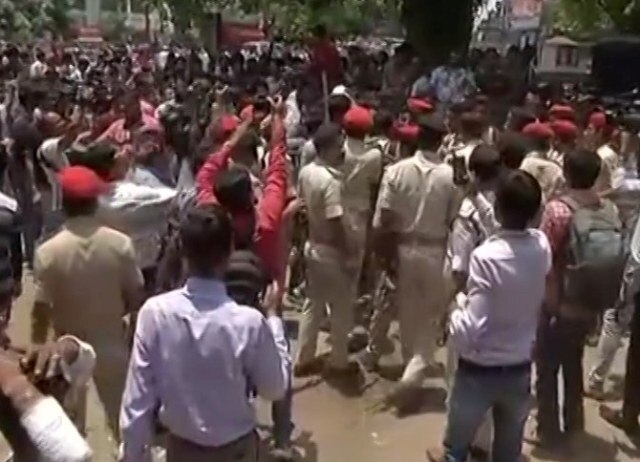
458;358;531;375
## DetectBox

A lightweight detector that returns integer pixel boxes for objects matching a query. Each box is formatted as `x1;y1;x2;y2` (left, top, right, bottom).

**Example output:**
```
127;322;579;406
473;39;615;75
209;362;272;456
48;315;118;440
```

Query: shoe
323;361;360;378
426;447;446;462
469;445;490;461
523;428;564;451
270;446;296;462
599;405;639;436
584;384;606;401
293;358;324;377
347;332;368;354
359;348;380;373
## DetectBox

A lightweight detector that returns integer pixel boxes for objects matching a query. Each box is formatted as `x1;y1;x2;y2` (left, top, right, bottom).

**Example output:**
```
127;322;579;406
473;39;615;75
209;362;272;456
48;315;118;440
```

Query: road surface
2;274;639;462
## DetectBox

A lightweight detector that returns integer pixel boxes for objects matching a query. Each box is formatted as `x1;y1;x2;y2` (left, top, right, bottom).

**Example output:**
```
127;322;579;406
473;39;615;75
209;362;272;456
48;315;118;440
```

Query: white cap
331;85;354;103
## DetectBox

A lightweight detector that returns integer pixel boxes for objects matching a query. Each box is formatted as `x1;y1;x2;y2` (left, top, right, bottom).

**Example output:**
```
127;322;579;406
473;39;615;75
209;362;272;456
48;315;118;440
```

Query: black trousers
623;294;640;424
535;312;590;439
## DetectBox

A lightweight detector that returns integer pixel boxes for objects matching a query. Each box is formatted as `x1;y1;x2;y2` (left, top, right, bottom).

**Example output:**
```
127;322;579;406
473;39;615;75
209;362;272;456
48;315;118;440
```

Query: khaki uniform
33;215;144;448
296;160;354;369
374;150;462;385
520;154;565;202
596;144;620;192
342;137;383;285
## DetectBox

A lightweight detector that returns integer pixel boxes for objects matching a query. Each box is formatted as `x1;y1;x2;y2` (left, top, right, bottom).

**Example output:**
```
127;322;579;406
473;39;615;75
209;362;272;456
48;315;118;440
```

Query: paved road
3;276;639;462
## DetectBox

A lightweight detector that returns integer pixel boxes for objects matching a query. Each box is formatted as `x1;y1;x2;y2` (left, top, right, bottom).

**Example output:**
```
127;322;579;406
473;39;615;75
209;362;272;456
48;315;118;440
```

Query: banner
507;0;543;18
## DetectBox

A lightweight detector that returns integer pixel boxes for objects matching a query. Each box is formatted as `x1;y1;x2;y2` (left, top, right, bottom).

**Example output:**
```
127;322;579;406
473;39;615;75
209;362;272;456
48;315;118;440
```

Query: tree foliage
400;0;483;62
553;0;640;36
0;0;74;40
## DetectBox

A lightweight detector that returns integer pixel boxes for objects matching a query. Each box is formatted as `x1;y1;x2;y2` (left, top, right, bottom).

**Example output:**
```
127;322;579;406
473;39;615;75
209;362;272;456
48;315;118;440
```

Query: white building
535;35;592;82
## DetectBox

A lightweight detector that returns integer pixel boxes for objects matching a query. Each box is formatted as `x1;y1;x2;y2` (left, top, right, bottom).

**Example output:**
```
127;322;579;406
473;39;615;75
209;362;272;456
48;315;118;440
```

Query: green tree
553;0;640;35
0;0;73;40
398;0;483;62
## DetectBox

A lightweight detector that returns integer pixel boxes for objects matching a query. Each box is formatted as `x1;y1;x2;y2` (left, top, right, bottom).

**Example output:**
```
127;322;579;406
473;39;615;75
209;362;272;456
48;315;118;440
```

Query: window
556;45;579;67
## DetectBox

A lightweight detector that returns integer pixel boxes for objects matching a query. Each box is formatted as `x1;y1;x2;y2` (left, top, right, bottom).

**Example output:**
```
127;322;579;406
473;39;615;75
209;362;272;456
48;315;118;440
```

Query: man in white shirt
29;51;47;80
586;112;619;193
429;170;551;462
444;144;502;459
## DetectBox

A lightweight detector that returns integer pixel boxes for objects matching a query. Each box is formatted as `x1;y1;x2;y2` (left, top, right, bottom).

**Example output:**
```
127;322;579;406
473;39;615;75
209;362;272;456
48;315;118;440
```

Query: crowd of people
0;24;638;462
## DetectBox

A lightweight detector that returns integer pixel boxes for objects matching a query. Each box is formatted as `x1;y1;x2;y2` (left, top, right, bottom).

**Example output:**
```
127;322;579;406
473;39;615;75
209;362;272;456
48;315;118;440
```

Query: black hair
563;148;601;190
496;170;541;230
313;122;343;154
373;109;394;136
224;250;269;307
528;135;551;153
469;144;501;182
328;94;351;123
395;42;414;57
460;112;486;139
506;107;537;132
253;94;271;114
449;100;476;116
62;197;98;217
498;132;529;169
180;204;232;277
416;116;446;151
214;166;254;213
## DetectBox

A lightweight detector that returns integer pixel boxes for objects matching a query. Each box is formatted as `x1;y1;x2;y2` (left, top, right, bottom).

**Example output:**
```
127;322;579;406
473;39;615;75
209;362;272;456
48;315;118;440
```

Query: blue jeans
444;361;531;462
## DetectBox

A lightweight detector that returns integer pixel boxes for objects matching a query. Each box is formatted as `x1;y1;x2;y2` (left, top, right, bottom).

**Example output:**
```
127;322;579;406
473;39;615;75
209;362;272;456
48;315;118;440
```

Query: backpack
561;196;627;313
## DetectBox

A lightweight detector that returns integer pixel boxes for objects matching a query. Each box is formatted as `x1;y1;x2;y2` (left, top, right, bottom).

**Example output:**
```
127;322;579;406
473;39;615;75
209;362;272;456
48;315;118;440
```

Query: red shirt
540;192;601;310
196;118;288;280
311;39;343;83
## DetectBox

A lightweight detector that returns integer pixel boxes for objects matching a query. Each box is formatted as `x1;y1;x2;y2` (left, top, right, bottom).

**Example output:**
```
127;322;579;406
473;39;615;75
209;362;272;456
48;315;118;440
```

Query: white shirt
37;137;69;212
99;181;176;269
449;229;552;366
29;61;47;79
300;139;317;169
596;143;620;192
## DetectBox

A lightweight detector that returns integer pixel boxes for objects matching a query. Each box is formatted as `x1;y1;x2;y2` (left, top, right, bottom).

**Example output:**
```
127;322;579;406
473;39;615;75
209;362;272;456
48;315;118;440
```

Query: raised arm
195;118;251;204
256;97;288;233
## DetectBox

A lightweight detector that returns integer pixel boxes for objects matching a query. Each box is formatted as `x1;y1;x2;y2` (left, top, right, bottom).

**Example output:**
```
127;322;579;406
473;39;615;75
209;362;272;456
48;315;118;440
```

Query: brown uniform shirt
374;150;461;243
34;215;144;346
520;155;565;203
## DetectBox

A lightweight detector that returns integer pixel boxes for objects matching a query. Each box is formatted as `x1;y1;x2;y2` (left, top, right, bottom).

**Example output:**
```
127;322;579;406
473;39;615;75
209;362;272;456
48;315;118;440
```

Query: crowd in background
0;24;637;462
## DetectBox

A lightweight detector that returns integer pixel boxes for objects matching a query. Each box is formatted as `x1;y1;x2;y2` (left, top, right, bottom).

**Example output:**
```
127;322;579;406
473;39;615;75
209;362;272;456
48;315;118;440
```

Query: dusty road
2;275;639;462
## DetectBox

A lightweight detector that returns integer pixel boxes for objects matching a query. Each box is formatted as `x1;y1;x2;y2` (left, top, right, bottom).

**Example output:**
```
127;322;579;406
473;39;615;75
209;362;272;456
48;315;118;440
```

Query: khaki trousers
366;271;397;356
81;340;130;460
296;243;358;369
396;244;447;386
167;431;258;462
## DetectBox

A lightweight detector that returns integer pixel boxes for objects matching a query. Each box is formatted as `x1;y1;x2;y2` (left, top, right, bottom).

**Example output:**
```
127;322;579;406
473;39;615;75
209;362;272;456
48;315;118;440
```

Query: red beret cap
549;104;575;120
522;121;554;139
342;105;373;134
407;97;434;114
588;111;607;129
589;111;614;136
392;121;420;143
58;166;107;200
550;119;579;141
